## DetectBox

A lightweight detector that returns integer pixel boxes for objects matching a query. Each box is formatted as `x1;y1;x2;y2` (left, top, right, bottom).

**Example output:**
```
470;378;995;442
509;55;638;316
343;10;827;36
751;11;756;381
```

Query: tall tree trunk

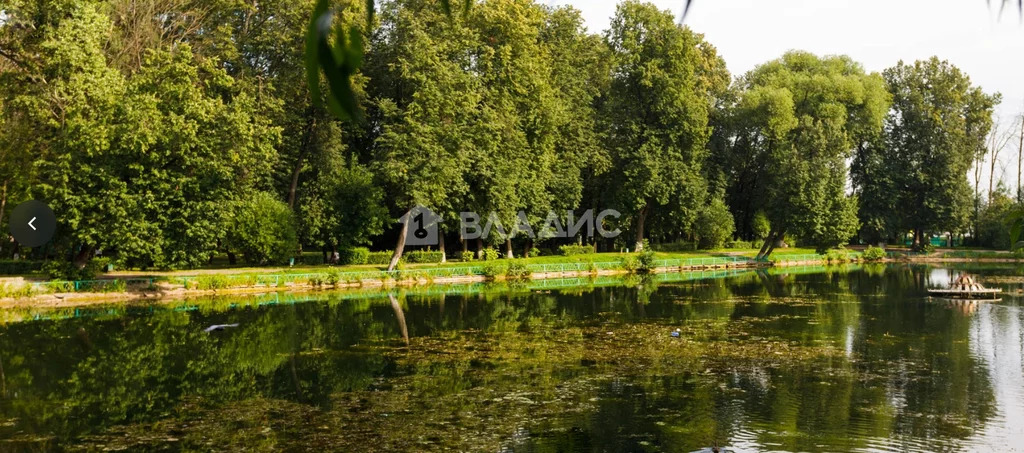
388;221;408;272
764;232;779;258
438;230;446;263
756;228;775;260
287;113;316;209
523;239;533;258
504;239;514;259
974;154;983;240
756;229;786;261
634;202;650;252
1018;114;1024;201
767;230;785;260
0;180;7;254
990;144;999;201
72;246;92;269
476;238;483;259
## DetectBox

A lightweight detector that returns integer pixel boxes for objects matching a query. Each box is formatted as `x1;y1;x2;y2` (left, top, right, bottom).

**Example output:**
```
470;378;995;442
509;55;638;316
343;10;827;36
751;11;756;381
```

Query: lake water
1;264;1023;452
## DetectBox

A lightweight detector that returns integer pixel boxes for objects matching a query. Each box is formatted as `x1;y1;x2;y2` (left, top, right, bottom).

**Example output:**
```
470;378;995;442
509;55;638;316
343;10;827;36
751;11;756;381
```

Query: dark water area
1;264;1023;452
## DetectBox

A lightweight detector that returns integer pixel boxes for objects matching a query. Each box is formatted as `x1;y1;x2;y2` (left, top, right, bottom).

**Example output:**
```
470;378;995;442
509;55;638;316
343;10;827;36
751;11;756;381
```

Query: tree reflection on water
0;264;1020;451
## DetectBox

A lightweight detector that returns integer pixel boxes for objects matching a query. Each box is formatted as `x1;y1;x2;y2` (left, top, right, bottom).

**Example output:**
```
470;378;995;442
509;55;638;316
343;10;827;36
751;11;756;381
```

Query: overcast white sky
557;0;1024;188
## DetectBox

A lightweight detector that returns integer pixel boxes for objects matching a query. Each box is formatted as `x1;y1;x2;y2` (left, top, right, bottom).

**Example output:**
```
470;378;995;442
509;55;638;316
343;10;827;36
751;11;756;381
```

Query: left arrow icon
9;201;56;248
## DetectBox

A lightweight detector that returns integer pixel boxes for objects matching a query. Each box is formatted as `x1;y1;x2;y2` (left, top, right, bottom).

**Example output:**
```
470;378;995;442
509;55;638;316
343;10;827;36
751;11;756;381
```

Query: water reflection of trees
0;265;1008;451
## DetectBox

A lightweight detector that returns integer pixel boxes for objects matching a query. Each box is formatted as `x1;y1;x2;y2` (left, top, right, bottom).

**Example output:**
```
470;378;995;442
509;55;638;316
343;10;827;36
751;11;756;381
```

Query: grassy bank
0;247;881;301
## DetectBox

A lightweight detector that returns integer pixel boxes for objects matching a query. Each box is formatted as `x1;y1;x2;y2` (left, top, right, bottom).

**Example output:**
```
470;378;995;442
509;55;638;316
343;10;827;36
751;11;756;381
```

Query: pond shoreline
0;253;996;309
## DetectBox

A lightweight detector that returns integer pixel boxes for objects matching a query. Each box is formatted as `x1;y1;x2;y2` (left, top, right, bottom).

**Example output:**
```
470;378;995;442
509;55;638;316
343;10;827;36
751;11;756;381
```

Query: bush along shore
0;246;930;304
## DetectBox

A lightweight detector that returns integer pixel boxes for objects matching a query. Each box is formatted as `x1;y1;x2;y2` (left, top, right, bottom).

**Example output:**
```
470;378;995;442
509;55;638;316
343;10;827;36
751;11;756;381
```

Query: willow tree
602;1;725;251
854;58;998;248
725;51;889;259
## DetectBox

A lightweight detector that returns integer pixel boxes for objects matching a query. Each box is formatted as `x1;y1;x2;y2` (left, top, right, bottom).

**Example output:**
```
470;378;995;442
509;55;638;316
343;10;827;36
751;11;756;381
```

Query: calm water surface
1;264;1023;452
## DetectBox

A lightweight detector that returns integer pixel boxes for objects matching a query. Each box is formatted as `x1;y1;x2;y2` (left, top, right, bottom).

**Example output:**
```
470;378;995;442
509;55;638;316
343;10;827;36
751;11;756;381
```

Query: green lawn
96;247;835;280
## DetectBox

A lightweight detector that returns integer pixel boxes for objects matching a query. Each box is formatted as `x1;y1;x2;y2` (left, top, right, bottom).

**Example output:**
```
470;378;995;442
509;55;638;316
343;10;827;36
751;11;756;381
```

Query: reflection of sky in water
969;303;1024;448
929;268;955;288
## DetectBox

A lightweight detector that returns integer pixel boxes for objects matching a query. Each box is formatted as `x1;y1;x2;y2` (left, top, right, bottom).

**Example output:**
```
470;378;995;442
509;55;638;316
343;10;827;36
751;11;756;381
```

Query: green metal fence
32;278;155;292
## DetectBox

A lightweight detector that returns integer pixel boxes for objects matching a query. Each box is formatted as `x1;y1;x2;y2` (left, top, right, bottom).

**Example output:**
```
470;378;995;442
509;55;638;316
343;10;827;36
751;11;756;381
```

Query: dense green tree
853;58;998;248
366;0;477;269
601;1;726;252
539;6;611;218
975;183;1014;249
5;4;276;270
721;51;889;257
464;0;570;258
693;196;734;249
298;163;387;256
223;191;298;265
0;0;1016;273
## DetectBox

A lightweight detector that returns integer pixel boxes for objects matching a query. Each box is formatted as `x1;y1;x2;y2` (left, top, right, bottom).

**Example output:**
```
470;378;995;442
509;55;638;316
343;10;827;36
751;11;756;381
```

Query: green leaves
856;58;997;243
305;0;367;121
603;1;719;244
306;0;473;123
223;192;299;265
439;0;473;20
726;51;886;254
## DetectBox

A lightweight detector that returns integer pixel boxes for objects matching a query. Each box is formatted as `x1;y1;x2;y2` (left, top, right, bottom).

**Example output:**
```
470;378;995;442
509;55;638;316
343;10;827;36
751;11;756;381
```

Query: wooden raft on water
927;274;1002;299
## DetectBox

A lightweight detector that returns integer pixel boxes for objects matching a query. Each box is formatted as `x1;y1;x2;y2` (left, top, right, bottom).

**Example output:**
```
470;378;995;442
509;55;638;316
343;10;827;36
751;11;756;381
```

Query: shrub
325;270;342;286
404;250;445;263
0;283;35;298
196;275;230;290
460;251;475;262
340;247;370;265
727;240;755;249
366;251;394;265
862;246;886;262
481;261;506;279
0;260;44;275
505;261;531;280
637;249;657;273
529;247;541;258
823;249;850;264
45;281;73;292
559;244;595;256
101;280;127;293
309;274;325;287
482;248;500;261
620;255;640;273
694;198;735;249
223;192;298;265
43;260;104;280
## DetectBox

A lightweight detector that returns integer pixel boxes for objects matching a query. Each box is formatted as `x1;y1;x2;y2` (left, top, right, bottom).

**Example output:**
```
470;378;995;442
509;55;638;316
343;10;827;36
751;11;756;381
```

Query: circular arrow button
9;201;56;248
